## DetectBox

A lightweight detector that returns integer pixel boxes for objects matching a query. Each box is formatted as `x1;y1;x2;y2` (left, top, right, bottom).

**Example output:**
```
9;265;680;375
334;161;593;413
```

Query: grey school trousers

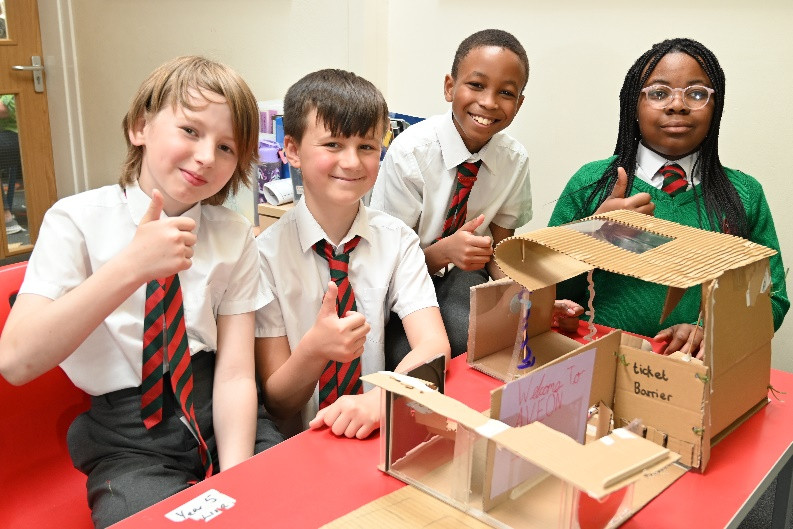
67;351;283;529
384;266;489;370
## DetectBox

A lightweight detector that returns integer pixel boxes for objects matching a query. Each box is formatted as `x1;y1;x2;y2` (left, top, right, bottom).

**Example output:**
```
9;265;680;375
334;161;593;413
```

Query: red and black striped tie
313;236;363;408
659;163;687;197
141;275;213;478
438;160;483;240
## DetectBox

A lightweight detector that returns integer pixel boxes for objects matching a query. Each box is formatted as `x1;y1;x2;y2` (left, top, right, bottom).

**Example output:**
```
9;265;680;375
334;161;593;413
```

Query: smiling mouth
331;175;365;182
181;169;207;185
470;114;496;126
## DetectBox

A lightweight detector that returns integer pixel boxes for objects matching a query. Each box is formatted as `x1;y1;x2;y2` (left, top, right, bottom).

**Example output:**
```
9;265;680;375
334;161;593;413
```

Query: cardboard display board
472;210;776;471
364;371;684;529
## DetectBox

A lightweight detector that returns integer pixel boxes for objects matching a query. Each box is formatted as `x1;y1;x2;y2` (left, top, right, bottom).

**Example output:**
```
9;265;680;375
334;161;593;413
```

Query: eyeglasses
640;85;715;110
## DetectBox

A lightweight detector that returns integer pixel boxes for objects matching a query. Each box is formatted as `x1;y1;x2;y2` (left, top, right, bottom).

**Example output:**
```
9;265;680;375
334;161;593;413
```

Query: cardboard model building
468;209;776;471
365;370;684;529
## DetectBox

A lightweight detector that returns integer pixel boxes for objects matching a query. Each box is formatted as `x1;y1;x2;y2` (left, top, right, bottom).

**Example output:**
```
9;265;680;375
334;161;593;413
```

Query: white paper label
164;489;236;523
474;418;511;438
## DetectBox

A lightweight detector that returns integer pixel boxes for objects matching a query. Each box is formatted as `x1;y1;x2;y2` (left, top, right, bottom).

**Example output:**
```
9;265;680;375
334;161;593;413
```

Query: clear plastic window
565;219;673;254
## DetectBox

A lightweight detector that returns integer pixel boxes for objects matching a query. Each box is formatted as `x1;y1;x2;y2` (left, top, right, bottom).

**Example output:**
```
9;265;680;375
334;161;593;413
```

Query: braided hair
582;38;748;238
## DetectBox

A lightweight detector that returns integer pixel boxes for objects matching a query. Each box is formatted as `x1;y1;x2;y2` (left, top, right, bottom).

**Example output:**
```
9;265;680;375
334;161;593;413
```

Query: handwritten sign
165;489;236;523
630;360;673;402
490;348;596;499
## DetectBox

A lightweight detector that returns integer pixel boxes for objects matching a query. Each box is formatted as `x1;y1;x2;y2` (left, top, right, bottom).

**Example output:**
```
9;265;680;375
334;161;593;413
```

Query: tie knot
313;235;362;264
457;160;482;186
660;163;685;179
659;163;687;196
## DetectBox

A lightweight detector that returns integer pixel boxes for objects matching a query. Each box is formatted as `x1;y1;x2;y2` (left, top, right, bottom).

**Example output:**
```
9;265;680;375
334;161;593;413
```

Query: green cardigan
548;156;789;337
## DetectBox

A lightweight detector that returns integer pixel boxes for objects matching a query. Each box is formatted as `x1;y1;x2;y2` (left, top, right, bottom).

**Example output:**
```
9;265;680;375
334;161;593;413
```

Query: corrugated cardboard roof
496;210;776;289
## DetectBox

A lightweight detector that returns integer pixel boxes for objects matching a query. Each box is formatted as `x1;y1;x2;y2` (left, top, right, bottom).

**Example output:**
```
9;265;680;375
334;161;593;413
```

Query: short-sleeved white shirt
370;110;532;249
20;183;271;395
255;198;437;426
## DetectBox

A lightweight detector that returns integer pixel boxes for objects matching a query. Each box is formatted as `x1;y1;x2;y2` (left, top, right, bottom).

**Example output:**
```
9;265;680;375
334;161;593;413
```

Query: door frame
37;0;86;201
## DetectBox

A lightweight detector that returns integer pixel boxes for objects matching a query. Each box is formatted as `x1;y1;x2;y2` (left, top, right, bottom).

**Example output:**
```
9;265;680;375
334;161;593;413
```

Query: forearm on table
213;375;257;470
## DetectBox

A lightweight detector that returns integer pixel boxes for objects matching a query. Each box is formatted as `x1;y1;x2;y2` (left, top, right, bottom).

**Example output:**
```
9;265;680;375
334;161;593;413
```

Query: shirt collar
295;197;372;254
636;143;700;186
437;110;494;172
125;182;202;232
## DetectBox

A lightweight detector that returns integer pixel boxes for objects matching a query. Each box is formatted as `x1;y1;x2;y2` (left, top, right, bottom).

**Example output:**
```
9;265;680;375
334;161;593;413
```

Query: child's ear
127;116;147;146
443;74;455;103
283;135;301;168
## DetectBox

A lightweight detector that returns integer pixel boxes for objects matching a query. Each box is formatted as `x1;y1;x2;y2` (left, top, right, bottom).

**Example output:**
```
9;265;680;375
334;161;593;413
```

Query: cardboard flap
660;287;687;324
495;238;594;291
467;278;524;362
364;372;493;432
492;423;678;497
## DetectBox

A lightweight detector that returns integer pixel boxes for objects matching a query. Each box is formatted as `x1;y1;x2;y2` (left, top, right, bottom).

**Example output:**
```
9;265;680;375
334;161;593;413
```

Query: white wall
70;0;376;188
38;0;793;371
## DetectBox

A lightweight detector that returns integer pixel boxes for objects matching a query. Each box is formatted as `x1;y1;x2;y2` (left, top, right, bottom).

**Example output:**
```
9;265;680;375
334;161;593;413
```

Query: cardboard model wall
364;371;683;529
475;209;776;470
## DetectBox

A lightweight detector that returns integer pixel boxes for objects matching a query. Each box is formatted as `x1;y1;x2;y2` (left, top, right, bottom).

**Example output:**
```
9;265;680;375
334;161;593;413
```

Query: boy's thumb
318;281;339;318
141;189;164;224
609;167;628;199
459;214;485;233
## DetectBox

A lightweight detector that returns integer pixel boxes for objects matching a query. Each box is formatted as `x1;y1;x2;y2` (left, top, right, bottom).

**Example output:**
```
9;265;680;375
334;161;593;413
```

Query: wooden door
0;0;57;259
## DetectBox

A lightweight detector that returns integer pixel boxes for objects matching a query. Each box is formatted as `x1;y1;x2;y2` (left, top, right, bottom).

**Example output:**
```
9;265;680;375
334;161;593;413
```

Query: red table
112;355;793;529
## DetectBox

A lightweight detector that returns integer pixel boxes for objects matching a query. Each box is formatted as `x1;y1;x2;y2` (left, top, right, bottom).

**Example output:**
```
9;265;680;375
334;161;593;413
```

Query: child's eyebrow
646;77;711;86
468;70;520;87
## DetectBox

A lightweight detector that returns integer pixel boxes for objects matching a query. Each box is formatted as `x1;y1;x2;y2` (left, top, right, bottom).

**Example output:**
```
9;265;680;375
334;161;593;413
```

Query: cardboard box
257;201;294;230
364;370;685;528
470;209;776;471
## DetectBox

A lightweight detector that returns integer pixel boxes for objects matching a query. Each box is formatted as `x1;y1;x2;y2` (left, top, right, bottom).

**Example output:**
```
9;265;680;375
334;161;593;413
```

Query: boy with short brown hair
255;69;450;439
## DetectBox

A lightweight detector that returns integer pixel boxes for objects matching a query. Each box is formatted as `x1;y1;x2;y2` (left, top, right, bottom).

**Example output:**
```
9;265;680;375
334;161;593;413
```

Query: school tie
141;275;214;478
438;160;483;240
313;236;363;408
659;163;688;197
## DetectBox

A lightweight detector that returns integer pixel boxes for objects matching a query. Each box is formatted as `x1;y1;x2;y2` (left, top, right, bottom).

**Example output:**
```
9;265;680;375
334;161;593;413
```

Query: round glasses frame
640;84;715;110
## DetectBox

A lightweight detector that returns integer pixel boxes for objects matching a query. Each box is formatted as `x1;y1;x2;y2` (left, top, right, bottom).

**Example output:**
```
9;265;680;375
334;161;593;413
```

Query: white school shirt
255;198;438;428
370;110;532;249
20;183;271;395
635;143;701;190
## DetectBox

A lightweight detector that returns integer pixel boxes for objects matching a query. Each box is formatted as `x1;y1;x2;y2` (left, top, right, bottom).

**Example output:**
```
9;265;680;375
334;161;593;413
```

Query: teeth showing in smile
471;115;494;126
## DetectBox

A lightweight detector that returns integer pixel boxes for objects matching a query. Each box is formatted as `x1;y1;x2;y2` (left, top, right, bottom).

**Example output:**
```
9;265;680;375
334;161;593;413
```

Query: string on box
584;269;597;342
517;288;535;369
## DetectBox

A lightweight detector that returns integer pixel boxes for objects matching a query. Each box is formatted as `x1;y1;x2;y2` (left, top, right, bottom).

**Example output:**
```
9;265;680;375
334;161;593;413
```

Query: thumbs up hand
439;214;494;271
594;167;655;216
125;189;197;282
302;281;370;364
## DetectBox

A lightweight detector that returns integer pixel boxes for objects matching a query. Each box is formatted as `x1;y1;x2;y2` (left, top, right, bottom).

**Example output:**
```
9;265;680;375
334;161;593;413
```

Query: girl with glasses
548;37;788;358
